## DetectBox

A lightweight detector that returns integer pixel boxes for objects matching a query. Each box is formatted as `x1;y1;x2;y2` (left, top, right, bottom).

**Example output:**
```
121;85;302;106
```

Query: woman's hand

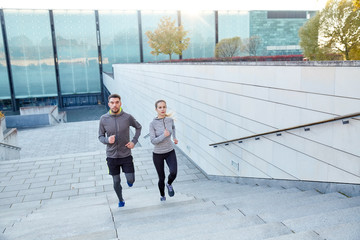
173;138;178;144
164;129;170;137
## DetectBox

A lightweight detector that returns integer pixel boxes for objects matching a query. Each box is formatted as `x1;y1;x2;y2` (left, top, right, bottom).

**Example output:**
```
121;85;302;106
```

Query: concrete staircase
1;146;360;240
0;116;20;160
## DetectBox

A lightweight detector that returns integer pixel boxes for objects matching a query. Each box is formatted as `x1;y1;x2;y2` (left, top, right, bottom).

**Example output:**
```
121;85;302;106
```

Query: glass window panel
218;11;250;57
99;10;140;72
0;23;10;100
53;10;100;95
250;11;307;56
4;9;57;99
141;11;178;62
181;11;215;59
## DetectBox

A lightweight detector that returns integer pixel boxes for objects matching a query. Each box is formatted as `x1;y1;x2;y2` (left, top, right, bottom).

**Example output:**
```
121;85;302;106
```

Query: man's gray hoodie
98;110;142;158
149;117;176;154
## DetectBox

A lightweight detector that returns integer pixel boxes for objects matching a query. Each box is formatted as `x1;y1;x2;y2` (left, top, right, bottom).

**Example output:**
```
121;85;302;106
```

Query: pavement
0;106;206;239
2;106;359;240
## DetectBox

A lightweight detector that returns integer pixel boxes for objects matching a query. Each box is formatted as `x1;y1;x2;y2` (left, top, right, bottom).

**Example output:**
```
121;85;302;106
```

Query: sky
0;0;328;11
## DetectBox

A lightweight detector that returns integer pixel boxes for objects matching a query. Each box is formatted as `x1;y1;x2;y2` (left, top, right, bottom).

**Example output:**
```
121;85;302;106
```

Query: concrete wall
0;143;20;160
107;62;360;185
5;105;67;129
0;116;20;160
6;114;50;128
20;105;63;125
0;117;5;141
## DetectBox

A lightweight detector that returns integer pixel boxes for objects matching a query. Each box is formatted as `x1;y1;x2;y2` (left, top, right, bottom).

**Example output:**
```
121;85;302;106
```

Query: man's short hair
108;94;121;101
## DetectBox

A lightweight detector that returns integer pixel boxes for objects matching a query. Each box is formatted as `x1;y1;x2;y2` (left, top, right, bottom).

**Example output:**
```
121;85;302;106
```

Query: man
98;94;142;207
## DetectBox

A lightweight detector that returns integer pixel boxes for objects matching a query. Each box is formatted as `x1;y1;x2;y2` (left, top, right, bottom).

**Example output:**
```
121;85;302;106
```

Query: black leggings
153;150;177;197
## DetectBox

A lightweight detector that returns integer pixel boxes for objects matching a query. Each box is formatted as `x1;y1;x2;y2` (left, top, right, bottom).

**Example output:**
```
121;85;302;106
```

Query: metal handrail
0;142;21;150
209;112;360;147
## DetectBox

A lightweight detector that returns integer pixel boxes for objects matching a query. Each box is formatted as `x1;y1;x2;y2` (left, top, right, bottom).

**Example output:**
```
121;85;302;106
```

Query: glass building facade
99;10;140;72
4;10;57;109
0;20;10;107
250;11;316;56
181;11;216;59
0;9;315;111
218;10;250;57
141;10;178;62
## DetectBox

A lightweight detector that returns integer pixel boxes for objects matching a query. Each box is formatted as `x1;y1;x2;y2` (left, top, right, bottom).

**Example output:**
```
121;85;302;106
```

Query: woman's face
156;101;167;118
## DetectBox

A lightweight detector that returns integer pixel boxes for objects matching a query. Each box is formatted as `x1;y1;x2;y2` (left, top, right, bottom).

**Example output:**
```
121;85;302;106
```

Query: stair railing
0;142;21;150
209;112;360;147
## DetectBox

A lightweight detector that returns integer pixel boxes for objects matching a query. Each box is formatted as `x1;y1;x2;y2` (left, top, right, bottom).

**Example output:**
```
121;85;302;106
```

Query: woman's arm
149;121;166;145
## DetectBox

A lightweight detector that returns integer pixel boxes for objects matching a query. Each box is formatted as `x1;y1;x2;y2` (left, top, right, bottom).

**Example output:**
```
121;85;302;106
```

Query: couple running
98;94;178;207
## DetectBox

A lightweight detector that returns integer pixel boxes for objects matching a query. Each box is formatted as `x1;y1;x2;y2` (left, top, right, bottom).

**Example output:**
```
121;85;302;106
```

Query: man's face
108;97;121;113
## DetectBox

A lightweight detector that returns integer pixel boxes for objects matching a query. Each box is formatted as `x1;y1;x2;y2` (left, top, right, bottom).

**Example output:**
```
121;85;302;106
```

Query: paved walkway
16;120;104;158
0;120;206;238
2;119;360;240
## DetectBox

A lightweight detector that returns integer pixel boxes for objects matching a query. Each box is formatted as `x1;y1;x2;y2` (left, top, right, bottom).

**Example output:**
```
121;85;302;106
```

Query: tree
299;13;330;60
145;16;190;61
354;0;360;9
215;37;242;58
321;0;360;60
242;36;261;56
300;0;360;60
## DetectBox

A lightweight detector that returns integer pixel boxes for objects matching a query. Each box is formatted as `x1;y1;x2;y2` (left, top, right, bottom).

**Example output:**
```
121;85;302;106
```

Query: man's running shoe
118;201;125;207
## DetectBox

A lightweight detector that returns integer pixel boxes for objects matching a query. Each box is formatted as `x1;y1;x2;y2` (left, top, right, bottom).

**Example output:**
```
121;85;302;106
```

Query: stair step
108;190;195;211
114;199;226;222
259;196;360;222
211;187;302;205
118;214;265;240
315;222;360;240
119;208;246;232
226;191;346;215
223;189;320;215
265;231;324;240
3;196;114;240
53;230;116;240
178;182;279;199
176;222;292;240
283;205;360;232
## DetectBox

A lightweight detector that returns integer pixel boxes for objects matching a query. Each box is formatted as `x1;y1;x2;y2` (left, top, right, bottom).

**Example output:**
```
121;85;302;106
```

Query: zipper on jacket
162;118;166;130
114;116;118;154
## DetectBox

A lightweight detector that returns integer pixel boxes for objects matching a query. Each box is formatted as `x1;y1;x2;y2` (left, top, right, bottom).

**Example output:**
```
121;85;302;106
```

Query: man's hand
108;135;116;144
125;141;135;149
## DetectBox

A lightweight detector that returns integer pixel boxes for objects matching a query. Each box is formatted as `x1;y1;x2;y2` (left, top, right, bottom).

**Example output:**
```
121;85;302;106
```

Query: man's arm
98;118;109;144
130;116;142;145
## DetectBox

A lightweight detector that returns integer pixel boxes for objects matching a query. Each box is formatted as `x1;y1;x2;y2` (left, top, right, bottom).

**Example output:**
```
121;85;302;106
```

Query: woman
149;100;178;201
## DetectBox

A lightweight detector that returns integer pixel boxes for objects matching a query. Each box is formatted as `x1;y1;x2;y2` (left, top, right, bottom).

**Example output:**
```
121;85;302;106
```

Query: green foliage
299;0;360;60
215;37;242;58
321;0;360;60
354;0;360;9
299;13;322;60
145;16;190;61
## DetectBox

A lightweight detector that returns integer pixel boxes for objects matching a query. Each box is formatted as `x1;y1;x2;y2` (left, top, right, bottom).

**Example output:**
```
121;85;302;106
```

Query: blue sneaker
160;196;166;201
118;201;125;207
127;182;133;187
166;183;175;197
